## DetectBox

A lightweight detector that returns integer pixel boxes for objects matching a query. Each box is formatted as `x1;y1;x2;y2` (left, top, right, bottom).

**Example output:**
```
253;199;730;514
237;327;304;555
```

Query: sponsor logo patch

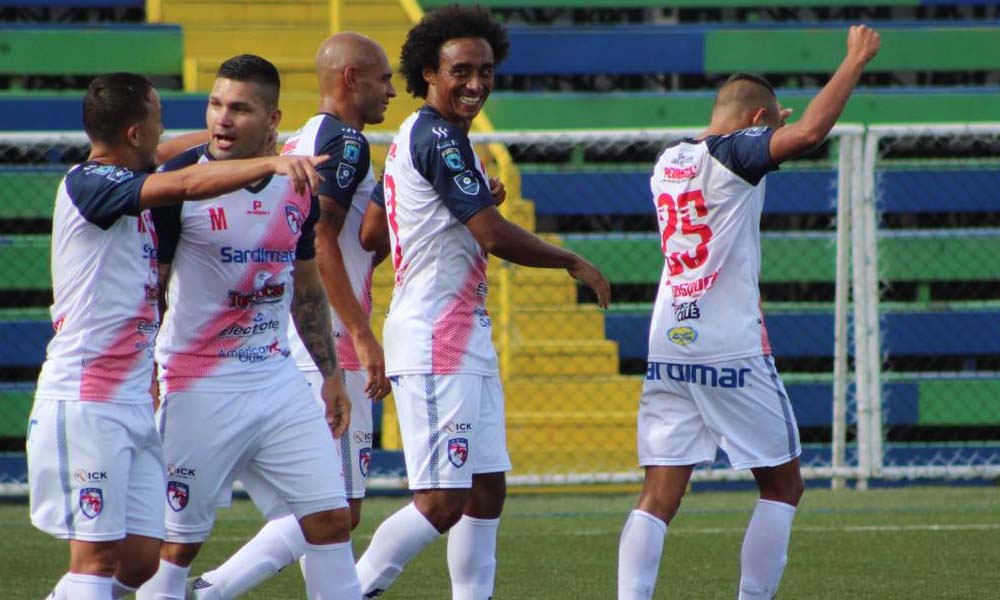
167;481;189;512
672;301;700;321
442;147;465;172
667;326;698;347
453;171;480;195
670;270;720;299
166;464;196;479
646;361;751;388
448;437;469;468
343;140;361;164
74;469;108;484
336;162;356;188
227;283;286;308
79;488;103;518
286;204;303;235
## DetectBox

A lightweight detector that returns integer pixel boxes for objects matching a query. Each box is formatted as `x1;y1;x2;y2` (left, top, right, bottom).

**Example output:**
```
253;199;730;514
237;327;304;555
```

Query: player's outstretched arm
292;259;351;436
466;206;611;308
138;154;329;210
315;195;389;400
769;25;880;164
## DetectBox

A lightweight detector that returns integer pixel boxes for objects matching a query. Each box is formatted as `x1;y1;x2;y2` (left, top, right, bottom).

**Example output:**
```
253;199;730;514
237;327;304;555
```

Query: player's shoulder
655;138;700;166
65;161;142;196
705;126;771;149
159;143;208;172
409;106;467;152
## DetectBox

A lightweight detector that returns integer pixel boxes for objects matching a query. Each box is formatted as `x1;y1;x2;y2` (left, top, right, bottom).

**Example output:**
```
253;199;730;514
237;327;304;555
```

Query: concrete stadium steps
507;340;619;377
162;0;329;25
503;375;642;411
183;26;329;62
507;409;637;475
509;306;606;342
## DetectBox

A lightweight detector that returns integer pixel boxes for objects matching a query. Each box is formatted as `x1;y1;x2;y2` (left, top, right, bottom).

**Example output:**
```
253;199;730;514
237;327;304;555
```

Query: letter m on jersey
209;207;228;231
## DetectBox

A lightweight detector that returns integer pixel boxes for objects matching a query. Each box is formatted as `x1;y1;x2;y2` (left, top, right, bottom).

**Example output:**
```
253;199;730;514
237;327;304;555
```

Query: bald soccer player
186;34;396;600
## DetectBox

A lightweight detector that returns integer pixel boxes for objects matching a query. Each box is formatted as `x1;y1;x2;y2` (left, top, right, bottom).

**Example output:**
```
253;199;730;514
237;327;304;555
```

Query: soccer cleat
184;576;215;600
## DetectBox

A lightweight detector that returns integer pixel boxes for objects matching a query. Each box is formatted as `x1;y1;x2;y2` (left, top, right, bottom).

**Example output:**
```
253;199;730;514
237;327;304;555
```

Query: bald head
711;73;780;126
316;32;385;87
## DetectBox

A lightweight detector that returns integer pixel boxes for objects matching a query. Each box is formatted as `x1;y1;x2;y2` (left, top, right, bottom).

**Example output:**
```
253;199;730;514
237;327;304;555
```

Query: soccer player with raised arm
355;6;610;599
134;55;361;600
27;73;326;600
617;26;881;600
184;34;397;599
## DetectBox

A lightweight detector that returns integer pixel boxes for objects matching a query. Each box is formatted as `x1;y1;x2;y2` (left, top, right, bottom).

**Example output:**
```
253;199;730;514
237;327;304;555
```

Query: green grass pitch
2;486;998;599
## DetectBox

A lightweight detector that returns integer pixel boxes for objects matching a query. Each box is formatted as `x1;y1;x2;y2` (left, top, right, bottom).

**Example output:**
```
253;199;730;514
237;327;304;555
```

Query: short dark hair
400;4;510;98
723;73;775;97
82;73;155;145
216;54;281;108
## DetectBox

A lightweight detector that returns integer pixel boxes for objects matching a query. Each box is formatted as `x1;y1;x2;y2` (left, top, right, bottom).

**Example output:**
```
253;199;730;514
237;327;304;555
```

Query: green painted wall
0;29;183;75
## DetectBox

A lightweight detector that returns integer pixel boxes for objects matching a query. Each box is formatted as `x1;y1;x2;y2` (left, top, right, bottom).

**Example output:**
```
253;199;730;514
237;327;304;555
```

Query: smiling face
206;77;279;160
423;37;494;126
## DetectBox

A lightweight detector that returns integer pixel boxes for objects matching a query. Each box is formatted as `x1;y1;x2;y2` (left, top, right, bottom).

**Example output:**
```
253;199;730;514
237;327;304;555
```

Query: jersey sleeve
64;164;149;230
295;194;321;260
151;204;183;264
370;179;385;208
411;119;494;223
706;127;779;186
315;123;371;210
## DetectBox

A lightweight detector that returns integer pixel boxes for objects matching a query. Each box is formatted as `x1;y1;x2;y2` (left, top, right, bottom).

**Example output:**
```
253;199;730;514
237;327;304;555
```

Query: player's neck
87;144;143;172
318;98;364;131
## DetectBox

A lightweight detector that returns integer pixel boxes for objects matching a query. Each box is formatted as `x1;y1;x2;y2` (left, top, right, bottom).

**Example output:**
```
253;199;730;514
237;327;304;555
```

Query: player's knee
414;491;467;532
299;507;352;544
117;552;161;587
759;472;804;507
466;473;506;518
348;500;363;531
159;542;202;568
70;543;118;577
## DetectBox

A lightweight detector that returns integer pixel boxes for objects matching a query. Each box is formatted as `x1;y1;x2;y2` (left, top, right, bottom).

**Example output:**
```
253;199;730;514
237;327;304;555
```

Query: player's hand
778;107;794;126
320;370;351;438
489;177;506;206
272;155;329;196
354;328;391;401
847;25;880;65
568;256;611;309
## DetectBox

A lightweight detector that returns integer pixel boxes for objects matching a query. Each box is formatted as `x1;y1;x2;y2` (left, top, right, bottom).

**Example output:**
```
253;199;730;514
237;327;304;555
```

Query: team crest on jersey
667;326;698;347
79;488;103;519
336;162;356;188
359;447;372;478
448;437;469;468
441;147;465;172
285;204;304;234
343;140;361;164
453;171;480;196
167;481;189;512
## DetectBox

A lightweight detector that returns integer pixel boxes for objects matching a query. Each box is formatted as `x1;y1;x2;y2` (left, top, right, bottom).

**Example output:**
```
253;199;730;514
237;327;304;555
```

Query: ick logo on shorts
167;481;189;512
448;437;469;468
79;488;103;518
359;447;372;478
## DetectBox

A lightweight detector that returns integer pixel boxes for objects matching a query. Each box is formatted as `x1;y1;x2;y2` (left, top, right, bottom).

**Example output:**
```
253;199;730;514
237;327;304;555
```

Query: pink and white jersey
381;106;497;376
36;162;159;403
153;145;319;394
282;114;376;372
647;126;780;363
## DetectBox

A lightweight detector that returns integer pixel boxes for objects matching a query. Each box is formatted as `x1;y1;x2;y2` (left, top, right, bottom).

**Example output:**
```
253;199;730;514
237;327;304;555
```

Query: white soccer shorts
156;374;347;543
243;369;372;519
391;373;511;490
638;355;801;470
27;397;166;542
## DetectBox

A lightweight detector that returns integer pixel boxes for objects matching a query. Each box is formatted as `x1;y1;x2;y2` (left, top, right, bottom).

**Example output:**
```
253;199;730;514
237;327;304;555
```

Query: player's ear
125;123;142;148
343;65;358;90
423;67;436;88
750;107;769;127
269;108;282;132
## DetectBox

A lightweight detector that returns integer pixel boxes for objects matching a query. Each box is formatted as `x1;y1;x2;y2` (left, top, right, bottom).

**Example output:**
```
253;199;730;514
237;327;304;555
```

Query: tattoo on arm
291;273;338;377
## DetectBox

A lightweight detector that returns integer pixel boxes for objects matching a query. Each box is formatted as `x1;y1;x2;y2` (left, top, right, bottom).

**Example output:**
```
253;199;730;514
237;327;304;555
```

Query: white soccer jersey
647;126;780;363
153;145;319;394
35;162;159;403
380;106;497;376
282;113;376;372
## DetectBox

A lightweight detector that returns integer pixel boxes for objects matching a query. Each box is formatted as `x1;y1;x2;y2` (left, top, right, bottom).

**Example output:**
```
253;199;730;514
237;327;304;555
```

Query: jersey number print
657;190;713;276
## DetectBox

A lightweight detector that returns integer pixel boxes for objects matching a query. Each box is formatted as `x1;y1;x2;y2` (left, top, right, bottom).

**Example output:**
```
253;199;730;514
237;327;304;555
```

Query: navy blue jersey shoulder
295;194;321;260
704;127;779;186
313;113;371;209
160;143;207;173
409;106;494;223
64;161;149;230
151;143;206;263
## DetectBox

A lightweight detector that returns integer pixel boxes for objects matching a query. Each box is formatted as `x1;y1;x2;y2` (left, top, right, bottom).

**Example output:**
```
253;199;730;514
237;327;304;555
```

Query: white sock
62;573;114;600
195;514;305;599
447;515;500;600
302;541;361;599
617;509;667;600
112;577;137;599
738;499;797;600
136;559;190;600
356;502;441;597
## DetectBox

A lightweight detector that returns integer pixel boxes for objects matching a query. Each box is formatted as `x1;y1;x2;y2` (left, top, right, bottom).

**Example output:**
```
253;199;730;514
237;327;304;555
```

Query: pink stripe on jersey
163;188;311;393
79;300;157;401
431;256;487;374
335;267;374;371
